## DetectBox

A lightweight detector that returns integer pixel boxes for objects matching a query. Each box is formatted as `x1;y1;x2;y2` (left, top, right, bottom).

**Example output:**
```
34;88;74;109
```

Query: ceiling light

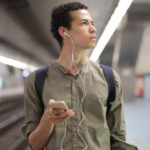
90;0;133;62
0;55;38;71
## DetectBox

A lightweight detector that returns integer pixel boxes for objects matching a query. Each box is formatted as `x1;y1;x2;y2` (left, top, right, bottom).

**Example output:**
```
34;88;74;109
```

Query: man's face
68;9;97;50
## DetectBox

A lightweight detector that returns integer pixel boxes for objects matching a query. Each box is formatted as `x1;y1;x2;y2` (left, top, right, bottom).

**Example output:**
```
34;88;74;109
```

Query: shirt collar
52;60;89;77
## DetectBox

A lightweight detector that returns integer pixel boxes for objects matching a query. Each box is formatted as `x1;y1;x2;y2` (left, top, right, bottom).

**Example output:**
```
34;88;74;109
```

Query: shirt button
67;126;72;132
73;132;78;137
72;115;80;121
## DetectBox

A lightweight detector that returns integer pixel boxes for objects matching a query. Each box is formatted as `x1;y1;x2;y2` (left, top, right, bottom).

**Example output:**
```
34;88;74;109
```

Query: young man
22;2;138;150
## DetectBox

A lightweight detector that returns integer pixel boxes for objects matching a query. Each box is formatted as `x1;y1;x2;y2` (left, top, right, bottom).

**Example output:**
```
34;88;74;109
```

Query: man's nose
89;24;96;33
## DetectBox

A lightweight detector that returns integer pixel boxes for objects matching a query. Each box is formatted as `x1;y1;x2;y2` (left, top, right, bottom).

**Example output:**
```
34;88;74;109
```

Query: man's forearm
28;118;54;150
28;106;74;149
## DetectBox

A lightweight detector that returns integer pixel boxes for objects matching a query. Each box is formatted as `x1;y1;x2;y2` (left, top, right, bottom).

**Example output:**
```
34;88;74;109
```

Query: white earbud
64;32;71;38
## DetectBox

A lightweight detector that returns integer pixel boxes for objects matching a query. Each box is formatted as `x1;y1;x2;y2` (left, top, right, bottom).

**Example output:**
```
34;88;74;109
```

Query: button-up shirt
22;61;131;150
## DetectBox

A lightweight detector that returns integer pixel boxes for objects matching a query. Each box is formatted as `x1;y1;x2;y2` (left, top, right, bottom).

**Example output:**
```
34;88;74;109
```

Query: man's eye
81;21;88;25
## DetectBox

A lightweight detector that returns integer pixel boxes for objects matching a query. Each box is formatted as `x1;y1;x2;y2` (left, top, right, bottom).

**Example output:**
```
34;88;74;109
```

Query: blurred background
0;0;150;149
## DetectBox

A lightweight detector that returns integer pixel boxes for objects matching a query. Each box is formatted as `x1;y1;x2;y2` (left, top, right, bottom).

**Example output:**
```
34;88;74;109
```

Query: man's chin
88;43;96;49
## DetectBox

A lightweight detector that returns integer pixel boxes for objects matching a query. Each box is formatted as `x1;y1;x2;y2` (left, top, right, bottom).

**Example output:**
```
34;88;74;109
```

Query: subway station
0;0;150;150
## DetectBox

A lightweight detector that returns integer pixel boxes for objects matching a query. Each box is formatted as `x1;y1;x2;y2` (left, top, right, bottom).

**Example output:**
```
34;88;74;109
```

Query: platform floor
124;98;150;150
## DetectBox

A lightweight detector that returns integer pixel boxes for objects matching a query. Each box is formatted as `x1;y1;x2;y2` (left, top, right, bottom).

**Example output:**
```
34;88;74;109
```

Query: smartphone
48;100;68;110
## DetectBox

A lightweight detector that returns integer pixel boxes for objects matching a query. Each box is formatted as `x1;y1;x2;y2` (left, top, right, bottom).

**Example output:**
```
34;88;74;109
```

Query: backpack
35;64;116;118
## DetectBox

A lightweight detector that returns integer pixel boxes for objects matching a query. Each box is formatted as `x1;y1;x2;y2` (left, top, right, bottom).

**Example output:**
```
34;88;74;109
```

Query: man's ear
58;27;66;38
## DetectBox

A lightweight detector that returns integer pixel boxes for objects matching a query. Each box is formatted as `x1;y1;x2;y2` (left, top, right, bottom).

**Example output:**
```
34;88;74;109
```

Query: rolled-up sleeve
108;71;138;150
22;72;43;140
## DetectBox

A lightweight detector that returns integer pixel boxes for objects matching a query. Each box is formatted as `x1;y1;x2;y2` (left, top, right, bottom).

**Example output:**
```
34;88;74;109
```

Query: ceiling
100;0;150;67
0;0;150;67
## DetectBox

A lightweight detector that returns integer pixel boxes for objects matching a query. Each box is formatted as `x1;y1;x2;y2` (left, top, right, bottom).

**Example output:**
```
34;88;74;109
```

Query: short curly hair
50;2;88;47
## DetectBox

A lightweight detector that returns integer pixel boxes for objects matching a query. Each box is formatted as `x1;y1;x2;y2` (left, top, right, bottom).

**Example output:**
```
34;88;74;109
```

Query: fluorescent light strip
0;55;38;71
90;0;133;62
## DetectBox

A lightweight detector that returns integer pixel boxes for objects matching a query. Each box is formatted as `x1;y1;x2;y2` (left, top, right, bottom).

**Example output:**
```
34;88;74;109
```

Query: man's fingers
46;107;75;124
52;109;66;115
66;110;75;117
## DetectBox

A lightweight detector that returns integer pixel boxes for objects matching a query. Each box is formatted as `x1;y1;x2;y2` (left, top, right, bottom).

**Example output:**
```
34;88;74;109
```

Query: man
22;2;137;150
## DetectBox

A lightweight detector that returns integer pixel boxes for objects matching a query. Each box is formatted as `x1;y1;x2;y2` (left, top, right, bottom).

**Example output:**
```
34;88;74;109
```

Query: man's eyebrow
80;19;94;23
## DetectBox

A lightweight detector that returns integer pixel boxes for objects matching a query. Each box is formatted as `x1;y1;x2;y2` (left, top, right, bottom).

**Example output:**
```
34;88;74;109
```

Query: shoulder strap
35;65;49;111
101;65;116;118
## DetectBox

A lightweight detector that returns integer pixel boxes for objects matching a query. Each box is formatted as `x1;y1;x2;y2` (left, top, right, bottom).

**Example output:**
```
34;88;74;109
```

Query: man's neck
56;48;89;75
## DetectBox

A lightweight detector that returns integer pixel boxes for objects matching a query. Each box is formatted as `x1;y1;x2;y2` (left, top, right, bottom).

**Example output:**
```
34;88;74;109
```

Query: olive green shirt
22;61;137;150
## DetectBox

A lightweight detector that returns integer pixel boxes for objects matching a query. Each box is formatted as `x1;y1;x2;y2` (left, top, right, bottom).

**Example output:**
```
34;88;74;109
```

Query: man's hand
28;100;74;150
44;107;75;124
41;99;75;125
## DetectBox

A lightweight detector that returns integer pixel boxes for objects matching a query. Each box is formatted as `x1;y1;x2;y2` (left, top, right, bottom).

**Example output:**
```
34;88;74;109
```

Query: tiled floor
124;98;150;150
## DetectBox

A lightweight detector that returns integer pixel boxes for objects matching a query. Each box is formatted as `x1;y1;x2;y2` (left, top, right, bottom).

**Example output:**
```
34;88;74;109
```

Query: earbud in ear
64;32;71;38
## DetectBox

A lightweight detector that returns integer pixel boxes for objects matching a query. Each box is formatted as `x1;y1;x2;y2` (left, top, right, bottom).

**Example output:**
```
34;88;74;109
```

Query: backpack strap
101;65;116;118
35;65;49;112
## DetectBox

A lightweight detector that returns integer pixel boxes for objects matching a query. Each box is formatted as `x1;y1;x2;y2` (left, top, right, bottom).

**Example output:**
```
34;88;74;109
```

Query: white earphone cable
70;35;88;150
60;121;67;150
60;34;88;150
